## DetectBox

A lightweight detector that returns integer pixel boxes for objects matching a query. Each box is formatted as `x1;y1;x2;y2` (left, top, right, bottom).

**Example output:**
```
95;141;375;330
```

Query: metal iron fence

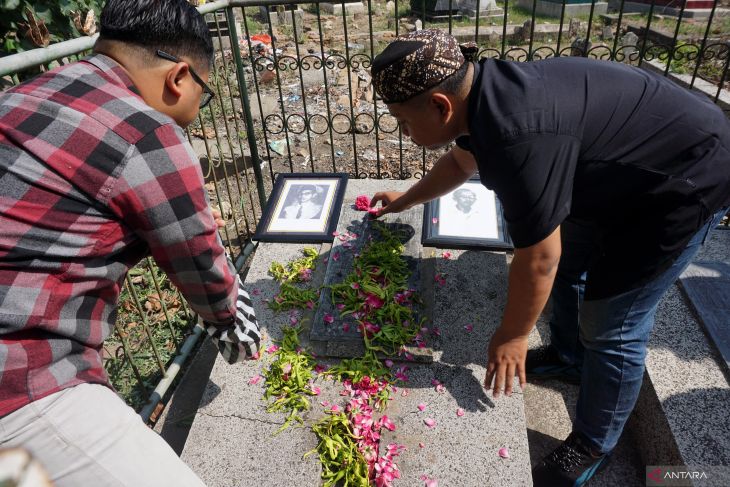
0;0;727;423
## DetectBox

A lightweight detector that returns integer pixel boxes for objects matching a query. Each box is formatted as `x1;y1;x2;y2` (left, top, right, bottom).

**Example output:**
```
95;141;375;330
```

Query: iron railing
0;0;727;422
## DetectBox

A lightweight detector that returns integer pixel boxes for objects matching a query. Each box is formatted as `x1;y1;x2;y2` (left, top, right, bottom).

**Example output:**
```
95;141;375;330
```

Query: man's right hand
369;191;409;217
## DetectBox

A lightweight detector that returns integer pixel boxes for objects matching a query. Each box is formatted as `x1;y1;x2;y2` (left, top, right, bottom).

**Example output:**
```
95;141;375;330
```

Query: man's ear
164;62;189;100
430;92;453;124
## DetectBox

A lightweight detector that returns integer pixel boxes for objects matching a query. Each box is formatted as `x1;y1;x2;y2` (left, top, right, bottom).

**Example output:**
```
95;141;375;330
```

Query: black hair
437;61;470;95
99;0;214;70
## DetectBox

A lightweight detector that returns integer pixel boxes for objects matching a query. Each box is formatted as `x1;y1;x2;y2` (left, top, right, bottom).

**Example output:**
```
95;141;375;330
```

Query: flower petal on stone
456;408;465;417
251;288;261;296
343;323;351;332
332;231;339;237
265;345;280;354
419;442;425;448
306;300;315;309
248;375;262;385
425;479;438;487
417;403;427;412
323;313;334;324
431;379;441;387
310;386;321;395
442;251;452;259
464;324;474;332
423;418;436;428
498;447;510;459
332;252;340;262
435;384;446;394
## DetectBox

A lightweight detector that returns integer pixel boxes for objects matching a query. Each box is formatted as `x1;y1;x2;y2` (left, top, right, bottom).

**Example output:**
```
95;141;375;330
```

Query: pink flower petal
401;390;409;397
498;447;510;459
248;375;262;385
314;363;328;373
417;403;427;412
281;363;292;375
330;405;340;412
342;323;351;332
432;217;438;224
332;252;340;262
332;231;339;237
442;251;452;259
251;351;260;360
425;479;438;487
464;324;474;332
418;442;425;448
435;384;446;394
456;408;465;417
323;313;334;324
265;345;279;354
423;418;436;428
431;379;441;386
385;359;394;367
251;288;261;296
306;300;315;309
310;386;321;395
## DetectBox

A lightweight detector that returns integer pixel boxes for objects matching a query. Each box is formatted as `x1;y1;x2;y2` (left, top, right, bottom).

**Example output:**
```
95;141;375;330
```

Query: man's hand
369;191;409;217
485;327;529;398
211;208;226;228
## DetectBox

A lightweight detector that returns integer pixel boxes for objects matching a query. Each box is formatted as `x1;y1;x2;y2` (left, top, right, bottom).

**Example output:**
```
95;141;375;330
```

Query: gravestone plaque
310;203;429;359
460;0;503;20
679;261;730;375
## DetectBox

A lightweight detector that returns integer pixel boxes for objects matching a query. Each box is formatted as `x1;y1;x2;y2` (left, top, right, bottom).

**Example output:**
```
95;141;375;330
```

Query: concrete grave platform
629;227;730;485
180;179;532;486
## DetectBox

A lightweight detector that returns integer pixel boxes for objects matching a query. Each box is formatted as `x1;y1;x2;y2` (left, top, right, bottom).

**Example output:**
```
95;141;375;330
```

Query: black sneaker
525;345;582;384
532;432;609;487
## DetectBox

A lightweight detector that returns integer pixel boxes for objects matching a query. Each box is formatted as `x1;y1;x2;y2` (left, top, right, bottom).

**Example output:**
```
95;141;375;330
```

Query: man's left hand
485;327;528;398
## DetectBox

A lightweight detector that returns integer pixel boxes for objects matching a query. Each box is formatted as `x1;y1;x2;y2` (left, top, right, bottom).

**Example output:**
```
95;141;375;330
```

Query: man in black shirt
369;29;730;486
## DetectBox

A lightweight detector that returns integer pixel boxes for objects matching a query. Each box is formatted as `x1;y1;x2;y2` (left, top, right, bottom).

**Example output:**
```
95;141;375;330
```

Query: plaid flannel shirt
0;54;260;416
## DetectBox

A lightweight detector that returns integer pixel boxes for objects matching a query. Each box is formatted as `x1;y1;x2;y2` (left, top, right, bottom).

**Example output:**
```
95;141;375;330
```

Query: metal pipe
139;323;205;423
0;34;98;77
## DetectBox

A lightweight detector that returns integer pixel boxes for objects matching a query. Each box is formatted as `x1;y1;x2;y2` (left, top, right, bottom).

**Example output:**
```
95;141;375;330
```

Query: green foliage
263;326;319;433
1;0;103;56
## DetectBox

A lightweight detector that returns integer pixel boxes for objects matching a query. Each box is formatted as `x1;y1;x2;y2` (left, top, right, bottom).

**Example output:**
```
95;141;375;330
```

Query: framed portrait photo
253;173;348;243
421;177;513;251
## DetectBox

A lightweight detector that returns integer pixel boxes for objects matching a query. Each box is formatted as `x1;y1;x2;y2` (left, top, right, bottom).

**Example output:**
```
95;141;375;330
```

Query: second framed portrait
253;173;348;243
422;177;513;251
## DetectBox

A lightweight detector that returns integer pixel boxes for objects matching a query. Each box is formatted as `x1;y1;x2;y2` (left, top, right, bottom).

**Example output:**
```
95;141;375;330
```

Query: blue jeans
548;207;728;454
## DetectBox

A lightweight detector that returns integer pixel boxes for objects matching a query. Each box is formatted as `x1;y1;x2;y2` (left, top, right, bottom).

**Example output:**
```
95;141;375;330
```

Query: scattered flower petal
265;345;280;354
342;323;351;332
281;363;292;375
431;379;441;387
385;359;394;368
435;384;446;394
314;363;329;374
423;418;436;428
464;324;474;332
251;288;261;296
251;351;260;360
323;313;334;324
417;403;427;412
425;479;438;487
306;300;315;309
310;386;321;395
442;251;452;259
432;217;438;224
332;230;339;237
248;375;262;385
456;408;465;417
332;252;340;262
401;390;409;397
498;447;510;459
330;405;340;412
418;442;425;448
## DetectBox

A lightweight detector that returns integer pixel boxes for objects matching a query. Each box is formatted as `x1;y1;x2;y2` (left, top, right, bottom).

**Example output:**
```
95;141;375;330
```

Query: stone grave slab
679;261;730;375
310;195;429;360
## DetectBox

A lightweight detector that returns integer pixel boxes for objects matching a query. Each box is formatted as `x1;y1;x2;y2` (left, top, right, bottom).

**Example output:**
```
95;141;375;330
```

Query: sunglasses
156;50;215;109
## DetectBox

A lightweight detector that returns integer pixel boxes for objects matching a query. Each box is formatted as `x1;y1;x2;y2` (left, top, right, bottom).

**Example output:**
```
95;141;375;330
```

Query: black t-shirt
457;57;730;298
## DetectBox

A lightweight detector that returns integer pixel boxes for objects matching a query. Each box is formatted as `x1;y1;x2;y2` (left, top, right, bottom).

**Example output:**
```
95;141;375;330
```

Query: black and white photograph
422;178;512;251
253;173;348;242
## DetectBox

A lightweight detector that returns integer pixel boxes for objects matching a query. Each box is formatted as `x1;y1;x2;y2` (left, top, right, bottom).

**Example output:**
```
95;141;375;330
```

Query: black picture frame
253;173;348;243
421;177;513;251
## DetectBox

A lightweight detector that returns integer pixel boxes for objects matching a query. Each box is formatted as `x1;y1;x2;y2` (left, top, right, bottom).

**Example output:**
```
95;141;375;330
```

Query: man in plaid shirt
0;0;261;485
